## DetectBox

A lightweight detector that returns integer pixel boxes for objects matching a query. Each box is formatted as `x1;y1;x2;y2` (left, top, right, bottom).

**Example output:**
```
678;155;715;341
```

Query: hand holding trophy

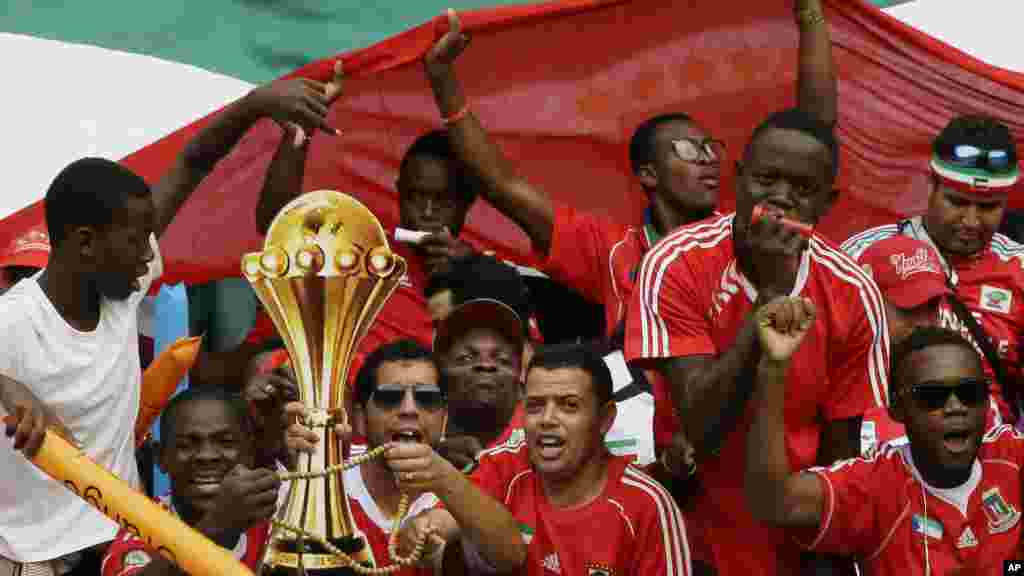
243;190;434;575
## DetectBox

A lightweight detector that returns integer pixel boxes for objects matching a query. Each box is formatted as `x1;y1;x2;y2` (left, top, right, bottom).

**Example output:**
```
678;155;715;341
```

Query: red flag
6;0;1024;285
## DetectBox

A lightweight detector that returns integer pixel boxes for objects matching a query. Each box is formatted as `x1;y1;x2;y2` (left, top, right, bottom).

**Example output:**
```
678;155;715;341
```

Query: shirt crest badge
982;486;1020;534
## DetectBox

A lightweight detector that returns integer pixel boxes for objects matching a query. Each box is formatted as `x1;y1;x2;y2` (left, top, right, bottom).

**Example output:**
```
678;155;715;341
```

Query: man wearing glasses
746;311;1022;574
422;1;838;507
285;338;527;574
843;116;1024;427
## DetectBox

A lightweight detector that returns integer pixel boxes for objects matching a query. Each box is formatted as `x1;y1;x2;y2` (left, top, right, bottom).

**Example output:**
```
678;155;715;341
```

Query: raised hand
1;376;76;458
247;59;345;136
755;296;816;362
424;9;470;79
199;464;281;534
419;227;475;277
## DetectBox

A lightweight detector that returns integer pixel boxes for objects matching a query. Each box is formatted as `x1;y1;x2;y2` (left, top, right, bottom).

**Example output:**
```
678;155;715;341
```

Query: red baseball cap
859;236;950;310
0;226;50;270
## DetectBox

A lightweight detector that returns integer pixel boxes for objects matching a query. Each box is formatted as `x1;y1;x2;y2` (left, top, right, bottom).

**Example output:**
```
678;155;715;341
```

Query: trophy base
263;535;372;576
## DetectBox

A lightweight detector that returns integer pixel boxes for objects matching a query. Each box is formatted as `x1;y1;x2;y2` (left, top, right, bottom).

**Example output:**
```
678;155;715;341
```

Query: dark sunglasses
371;384;446;412
940;144;1014;174
907;377;989;412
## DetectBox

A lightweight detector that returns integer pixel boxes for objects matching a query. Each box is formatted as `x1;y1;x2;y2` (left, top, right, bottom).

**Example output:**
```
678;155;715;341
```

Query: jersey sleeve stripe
606;497;637;538
809;239;890;407
623;467;691;576
839;224;900;259
864;499;912;561
638;216;733;358
504;469;532;504
797;470;835;550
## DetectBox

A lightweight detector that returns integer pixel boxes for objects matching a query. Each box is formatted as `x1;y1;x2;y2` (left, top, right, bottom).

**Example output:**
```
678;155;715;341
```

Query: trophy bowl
242;190;406;574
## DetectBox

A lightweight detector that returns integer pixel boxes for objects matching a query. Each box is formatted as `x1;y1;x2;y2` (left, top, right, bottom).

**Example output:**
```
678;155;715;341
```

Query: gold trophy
243;190;406;574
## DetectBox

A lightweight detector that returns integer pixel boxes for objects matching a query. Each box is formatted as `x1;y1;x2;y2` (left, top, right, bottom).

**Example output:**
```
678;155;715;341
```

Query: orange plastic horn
135;336;202;447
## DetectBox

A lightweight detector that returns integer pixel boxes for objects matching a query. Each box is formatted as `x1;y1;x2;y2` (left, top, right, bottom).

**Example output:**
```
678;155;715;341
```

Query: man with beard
842;116;1024;427
421;2;838;503
466;342;691;576
0;73;340;574
625;108;889;574
747;311;1022;574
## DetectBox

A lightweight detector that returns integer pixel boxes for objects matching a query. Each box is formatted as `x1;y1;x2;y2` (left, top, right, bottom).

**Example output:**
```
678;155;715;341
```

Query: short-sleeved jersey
469;438;691;576
101;496;267;576
342;467;441;575
625;213;890;574
860;406;908;458
544;204;690;448
798;425;1024;574
843;217;1024;423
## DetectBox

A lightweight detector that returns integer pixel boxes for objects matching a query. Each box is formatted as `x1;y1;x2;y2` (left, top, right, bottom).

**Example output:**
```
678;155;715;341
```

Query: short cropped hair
353;339;443;406
889;326;982;402
399;130;478;210
159;386;249;447
745;108;839;178
527;342;614;406
44;157;151;249
445;253;531;334
629;113;696;176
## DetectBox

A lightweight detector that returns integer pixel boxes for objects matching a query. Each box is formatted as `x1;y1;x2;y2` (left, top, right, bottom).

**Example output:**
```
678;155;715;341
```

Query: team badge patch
982;487;1020;534
123;550;153;568
956;526;978;549
519;522;535;545
586;563;615;576
911;514;943;540
980;285;1012;314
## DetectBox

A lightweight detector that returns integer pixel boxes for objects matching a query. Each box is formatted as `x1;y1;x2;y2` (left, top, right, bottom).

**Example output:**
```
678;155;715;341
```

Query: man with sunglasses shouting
747;304;1023;573
284;339;526;575
843;116;1024;428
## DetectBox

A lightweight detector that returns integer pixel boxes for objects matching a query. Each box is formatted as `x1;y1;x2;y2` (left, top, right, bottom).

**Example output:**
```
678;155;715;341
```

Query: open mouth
942;429;972;454
698;177;721;190
536;434;566;460
190;473;224;496
392;430;423;444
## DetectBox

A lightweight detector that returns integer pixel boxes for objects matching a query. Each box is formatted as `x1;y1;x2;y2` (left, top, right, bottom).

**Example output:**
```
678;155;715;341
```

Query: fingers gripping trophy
243;190;430;575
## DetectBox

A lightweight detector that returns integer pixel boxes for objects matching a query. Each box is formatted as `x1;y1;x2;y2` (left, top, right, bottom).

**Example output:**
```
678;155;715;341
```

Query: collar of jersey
731;248;812;303
643;206;660;248
898;443;982;518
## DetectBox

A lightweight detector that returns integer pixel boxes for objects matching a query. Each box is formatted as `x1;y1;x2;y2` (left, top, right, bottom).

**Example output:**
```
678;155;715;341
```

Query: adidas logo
956;526;978;549
542;553;562;574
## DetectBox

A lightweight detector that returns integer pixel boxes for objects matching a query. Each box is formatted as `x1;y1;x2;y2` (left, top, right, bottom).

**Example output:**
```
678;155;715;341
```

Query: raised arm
152;73;341;237
424;10;556;254
744;296;824;527
796;0;838;128
255;62;346;234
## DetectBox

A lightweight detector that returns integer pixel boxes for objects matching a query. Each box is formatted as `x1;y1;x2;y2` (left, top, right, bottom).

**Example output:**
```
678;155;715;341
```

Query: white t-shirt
602;350;656;466
0;235;162;562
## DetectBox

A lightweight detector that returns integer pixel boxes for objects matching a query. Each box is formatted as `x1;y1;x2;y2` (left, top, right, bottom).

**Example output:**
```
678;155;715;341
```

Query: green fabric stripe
932;157;1020;184
0;1;528;84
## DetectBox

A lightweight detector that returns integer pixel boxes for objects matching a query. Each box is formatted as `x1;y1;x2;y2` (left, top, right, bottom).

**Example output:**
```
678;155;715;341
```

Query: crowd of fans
2;1;1024;575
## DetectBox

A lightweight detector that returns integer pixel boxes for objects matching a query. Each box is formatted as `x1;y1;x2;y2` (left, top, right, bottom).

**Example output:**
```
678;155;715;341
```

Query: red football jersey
101;496;268;576
797;425;1024;574
342;466;441;575
544;204;686;447
469;437;691;576
843;217;1024;424
625;214;890;575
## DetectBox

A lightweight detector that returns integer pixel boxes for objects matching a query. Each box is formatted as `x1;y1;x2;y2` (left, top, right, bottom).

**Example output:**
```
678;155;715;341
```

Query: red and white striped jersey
624;213;890;575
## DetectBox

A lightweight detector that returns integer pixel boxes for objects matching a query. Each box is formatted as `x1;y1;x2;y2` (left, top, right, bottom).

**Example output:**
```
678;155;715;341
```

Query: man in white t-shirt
0;74;345;575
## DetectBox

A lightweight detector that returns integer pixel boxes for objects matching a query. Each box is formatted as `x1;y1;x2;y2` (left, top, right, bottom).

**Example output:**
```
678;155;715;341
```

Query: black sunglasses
907;377;989;412
371;384;446;412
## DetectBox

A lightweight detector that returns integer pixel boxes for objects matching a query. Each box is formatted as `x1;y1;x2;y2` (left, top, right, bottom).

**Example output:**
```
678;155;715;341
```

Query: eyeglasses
940;144;1014;174
370;384;446;412
672;138;725;164
906;377;989;412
